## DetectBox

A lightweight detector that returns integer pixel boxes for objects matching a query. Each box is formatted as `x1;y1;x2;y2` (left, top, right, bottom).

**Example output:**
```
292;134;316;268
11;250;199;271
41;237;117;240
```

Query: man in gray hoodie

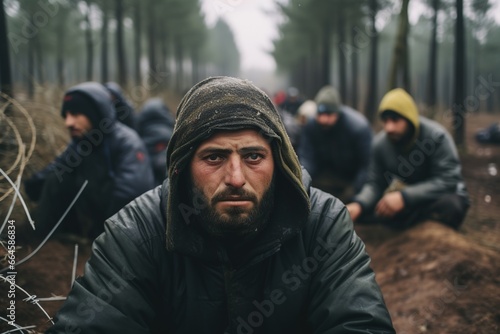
347;88;469;229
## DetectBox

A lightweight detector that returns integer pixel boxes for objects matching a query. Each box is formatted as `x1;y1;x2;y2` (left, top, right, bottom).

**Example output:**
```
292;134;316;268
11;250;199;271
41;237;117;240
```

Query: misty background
1;0;499;146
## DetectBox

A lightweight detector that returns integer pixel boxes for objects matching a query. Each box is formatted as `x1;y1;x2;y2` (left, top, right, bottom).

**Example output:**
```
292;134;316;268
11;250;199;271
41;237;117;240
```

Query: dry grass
0;88;69;225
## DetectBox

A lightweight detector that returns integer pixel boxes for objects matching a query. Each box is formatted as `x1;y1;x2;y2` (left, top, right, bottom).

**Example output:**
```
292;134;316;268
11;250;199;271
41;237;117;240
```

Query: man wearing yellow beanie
347;88;469;229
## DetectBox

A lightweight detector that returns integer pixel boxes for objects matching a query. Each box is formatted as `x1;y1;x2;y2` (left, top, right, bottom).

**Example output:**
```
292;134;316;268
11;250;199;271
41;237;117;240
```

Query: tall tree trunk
55;3;67;88
57;53;65;88
85;0;93;81
174;34;184;93
35;37;45;85
134;0;142;85
116;0;127;87
364;0;379;123
351;25;359;110
453;0;466;147
27;39;35;98
305;37;316;98
337;7;347;102
191;50;199;87
147;4;156;73
160;23;169;90
0;0;13;98
101;4;109;83
427;0;439;111
320;18;332;86
387;0;411;91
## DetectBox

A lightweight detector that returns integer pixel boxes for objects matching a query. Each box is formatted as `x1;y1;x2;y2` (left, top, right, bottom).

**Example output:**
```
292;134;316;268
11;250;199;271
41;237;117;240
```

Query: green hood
165;76;310;252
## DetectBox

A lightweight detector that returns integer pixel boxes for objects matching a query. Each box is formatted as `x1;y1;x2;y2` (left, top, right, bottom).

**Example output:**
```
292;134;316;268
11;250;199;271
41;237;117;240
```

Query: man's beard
388;126;415;147
189;179;275;239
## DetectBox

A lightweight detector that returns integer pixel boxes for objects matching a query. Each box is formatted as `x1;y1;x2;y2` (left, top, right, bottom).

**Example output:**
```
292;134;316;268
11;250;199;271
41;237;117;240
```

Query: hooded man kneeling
46;77;395;333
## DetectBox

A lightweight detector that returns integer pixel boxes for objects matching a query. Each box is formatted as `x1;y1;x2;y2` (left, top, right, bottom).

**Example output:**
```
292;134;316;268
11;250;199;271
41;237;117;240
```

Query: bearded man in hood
347;88;470;229
47;77;395;334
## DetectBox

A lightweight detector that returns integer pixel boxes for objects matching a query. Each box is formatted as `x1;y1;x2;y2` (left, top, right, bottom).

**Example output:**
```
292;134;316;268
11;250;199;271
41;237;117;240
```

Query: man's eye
206;154;222;162
246;153;263;161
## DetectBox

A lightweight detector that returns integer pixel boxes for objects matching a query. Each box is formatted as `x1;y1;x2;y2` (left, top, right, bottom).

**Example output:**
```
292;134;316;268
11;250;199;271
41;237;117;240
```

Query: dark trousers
360;194;470;230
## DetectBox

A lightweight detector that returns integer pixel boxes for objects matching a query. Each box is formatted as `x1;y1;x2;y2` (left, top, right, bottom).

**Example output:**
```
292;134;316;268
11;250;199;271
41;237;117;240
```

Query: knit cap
61;92;100;128
315;86;342;114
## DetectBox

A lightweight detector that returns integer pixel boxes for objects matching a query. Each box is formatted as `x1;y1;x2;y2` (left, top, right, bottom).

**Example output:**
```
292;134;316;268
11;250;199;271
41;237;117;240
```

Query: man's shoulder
307;187;348;226
419;116;449;135
107;185;165;243
298;186;355;252
417;116;456;147
340;106;371;131
111;122;147;149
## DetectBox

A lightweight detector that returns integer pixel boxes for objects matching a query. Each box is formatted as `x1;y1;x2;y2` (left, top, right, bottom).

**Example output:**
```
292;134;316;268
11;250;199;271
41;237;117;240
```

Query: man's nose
225;156;246;188
384;119;396;132
65;114;75;128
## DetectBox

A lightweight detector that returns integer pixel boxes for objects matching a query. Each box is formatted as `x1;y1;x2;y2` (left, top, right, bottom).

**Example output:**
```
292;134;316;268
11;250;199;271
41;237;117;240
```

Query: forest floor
0;104;499;333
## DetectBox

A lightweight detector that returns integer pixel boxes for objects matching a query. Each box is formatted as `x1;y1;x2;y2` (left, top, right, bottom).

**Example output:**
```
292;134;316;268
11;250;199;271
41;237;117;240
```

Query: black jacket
47;172;395;333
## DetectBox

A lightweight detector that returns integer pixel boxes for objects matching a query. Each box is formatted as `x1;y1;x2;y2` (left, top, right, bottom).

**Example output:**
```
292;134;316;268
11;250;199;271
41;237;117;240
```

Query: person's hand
346;202;362;222
375;191;405;218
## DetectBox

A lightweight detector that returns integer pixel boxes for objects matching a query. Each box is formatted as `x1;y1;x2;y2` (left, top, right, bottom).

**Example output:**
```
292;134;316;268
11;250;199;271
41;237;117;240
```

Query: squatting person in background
298;85;372;202
346;88;470;229
24;82;154;239
46;77;395;333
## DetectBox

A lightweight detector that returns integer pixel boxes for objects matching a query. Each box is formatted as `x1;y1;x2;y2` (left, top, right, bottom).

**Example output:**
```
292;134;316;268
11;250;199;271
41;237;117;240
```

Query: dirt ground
1;110;500;333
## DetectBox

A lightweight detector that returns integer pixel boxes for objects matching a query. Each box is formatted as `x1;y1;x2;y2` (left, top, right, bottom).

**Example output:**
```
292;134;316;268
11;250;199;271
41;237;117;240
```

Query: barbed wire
0;275;53;325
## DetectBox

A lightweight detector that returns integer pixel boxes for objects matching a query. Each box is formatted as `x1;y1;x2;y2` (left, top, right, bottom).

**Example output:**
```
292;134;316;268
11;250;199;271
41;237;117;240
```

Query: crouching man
347;88;469;229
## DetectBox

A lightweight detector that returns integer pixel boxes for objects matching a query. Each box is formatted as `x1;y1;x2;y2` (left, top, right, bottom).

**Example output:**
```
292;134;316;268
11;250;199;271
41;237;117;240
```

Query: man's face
190;129;275;237
316;112;339;128
382;115;409;143
65;112;93;139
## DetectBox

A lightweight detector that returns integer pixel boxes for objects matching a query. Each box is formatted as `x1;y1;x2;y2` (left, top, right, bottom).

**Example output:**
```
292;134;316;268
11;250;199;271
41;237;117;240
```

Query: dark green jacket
47;173;395;333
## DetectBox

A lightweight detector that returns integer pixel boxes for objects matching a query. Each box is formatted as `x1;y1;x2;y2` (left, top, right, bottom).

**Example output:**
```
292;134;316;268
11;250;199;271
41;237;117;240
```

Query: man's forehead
196;129;270;149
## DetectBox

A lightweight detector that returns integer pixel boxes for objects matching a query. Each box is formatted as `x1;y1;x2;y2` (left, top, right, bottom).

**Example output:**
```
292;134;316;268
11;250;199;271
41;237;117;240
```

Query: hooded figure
105;81;138;130
47;77;395;333
25;82;154;239
348;88;470;229
137;98;176;185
